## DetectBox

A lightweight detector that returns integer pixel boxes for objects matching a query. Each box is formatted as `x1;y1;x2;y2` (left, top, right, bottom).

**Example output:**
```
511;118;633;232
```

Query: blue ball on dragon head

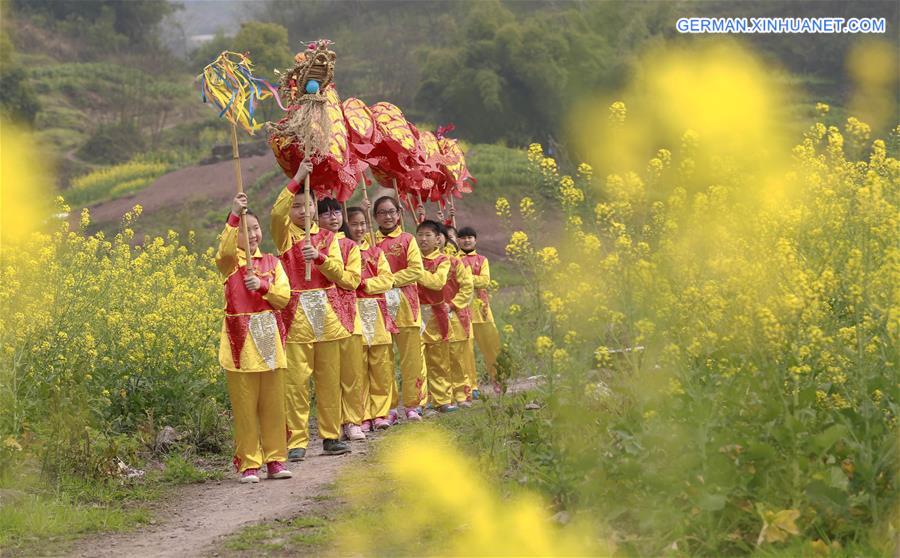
305;80;320;94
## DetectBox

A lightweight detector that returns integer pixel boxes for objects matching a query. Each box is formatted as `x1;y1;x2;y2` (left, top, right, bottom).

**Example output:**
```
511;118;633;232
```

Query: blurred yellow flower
534;336;554;355
495;197;511;218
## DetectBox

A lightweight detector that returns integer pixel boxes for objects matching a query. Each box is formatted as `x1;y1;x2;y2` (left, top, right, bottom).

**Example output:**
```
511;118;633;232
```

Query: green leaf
745;442;777;461
697;492;727;511
812;424;849;453
805;479;848;509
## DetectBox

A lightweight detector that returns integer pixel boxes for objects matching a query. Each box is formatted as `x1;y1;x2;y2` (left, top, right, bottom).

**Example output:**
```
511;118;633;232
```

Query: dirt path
70;438;368;558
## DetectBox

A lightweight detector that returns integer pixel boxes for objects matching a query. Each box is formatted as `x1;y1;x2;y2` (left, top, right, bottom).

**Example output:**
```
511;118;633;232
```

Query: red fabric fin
281;292;300;338
401;283;420;322
225;314;251;369
377;298;399;334
325;287;357;334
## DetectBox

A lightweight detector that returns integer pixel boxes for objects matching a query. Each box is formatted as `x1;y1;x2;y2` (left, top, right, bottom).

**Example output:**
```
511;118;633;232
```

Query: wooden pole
361;178;376;248
231;124;253;272
304;174;312;281
392;177;404;229
449;196;457;228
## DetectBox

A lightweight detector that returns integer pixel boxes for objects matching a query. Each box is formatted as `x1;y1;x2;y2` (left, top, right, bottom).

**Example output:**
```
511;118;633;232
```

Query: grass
465;143;532;202
0;471;160;554
0;452;226;555
223;514;332;555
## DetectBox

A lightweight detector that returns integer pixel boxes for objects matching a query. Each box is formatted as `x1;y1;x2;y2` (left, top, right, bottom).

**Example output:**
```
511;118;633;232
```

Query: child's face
374;201;399;232
318;206;343;233
416;228;439;253
348;213;367;243
437;233;447;251
459;235;477;252
447;229;457;244
290;195;316;228
238;215;262;253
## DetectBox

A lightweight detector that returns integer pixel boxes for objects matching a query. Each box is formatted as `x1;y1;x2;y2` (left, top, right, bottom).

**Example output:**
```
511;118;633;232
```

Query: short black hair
347;206;366;219
373;196;399;213
445;225;457;235
317;197;341;215
417;219;442;236
457;226;477;238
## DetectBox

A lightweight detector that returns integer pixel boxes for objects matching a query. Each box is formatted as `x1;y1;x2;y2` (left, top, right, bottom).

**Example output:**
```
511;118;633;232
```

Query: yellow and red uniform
443;247;475;403
332;232;364;427
375;226;427;409
418;249;453;406
355;238;397;420
461;250;500;384
272;179;352;448
216;213;291;472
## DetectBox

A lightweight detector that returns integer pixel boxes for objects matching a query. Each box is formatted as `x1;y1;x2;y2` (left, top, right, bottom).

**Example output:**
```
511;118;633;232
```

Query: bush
77;121;147;164
0;202;225;481
490;103;898;554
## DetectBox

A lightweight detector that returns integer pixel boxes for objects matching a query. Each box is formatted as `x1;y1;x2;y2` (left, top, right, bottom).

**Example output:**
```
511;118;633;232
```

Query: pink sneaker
346;424;366;440
388;409;399;425
373;417;391;430
360;420;373;432
240;468;260;484
266;461;293;480
406;409;422;422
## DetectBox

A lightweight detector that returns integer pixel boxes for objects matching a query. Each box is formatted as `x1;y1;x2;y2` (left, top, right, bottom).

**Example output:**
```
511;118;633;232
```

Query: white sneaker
240;469;260;483
347;424;366;440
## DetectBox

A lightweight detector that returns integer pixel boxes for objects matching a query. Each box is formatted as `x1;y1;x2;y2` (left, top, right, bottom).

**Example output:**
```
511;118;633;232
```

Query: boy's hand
301;244;318;262
232;193;248;217
244;273;261;291
360;198;371;212
293;158;313;183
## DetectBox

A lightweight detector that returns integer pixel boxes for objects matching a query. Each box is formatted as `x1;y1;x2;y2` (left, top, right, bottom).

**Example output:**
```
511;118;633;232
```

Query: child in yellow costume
458;226;500;398
271;161;352;459
346;207;398;431
216;193;293;483
440;231;475;408
373;196;426;422
316;197;366;441
416;220;457;412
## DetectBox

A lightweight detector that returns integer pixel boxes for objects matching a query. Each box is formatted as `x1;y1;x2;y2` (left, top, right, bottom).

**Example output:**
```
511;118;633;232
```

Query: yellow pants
390;327;427;409
449;340;471;403
465;338;479;392
226;369;287;472
339;335;366;426
363;344;394;420
284;340;342;448
424;341;452;406
473;322;501;382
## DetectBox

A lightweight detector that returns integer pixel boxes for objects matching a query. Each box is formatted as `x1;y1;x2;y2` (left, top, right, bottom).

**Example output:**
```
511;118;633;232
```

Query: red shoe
266;461;293;480
406;409;422;422
360;420;373;432
373;417;391;430
388;409;399;425
240;468;260;483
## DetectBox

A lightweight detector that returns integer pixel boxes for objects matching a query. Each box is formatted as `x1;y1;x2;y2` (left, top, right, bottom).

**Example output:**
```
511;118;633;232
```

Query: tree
232;21;292;81
10;0;177;45
0;33;40;125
